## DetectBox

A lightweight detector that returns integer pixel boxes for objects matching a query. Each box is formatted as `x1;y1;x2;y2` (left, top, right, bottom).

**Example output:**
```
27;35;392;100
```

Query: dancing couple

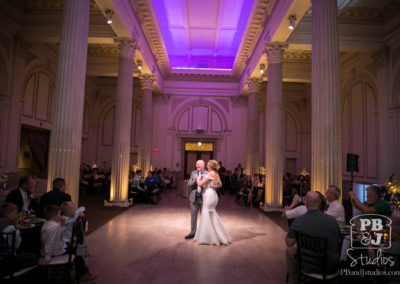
185;159;231;246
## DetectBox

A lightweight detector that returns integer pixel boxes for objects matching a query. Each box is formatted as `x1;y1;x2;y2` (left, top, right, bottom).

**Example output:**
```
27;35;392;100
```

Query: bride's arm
196;176;210;186
216;174;222;187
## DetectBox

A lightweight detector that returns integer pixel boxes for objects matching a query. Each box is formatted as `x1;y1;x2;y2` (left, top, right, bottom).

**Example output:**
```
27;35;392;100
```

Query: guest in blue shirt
144;171;160;192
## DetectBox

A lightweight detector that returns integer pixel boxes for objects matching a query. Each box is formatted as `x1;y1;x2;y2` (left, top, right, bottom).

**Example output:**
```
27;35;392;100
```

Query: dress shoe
185;234;195;239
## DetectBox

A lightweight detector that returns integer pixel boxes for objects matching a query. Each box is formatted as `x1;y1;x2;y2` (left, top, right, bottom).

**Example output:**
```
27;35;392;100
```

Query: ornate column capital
264;41;288;64
247;77;261;93
114;37;136;60
139;73;155;90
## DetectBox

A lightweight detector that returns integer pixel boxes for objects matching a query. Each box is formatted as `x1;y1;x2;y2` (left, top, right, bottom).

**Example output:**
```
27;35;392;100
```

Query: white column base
260;204;282;213
104;199;132;207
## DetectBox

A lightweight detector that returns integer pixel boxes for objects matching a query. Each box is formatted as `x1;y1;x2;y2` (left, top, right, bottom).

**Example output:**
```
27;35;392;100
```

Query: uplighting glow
152;0;255;69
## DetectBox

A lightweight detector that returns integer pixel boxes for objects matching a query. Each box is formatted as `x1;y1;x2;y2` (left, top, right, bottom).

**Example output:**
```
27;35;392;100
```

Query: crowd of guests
79;162;174;204
283;184;393;283
1;177;96;281
128;168;173;204
217;162;311;208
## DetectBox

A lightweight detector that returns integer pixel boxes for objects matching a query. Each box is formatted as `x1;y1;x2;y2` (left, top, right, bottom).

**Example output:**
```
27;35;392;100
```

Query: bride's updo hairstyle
207;160;220;172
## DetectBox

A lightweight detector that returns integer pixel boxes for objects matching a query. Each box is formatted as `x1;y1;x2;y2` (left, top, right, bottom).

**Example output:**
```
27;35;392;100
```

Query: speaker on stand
347;154;359;191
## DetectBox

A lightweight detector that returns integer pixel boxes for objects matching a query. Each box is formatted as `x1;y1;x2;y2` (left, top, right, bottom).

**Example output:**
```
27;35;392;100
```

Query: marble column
311;0;342;195
139;74;155;176
373;46;390;183
246;77;260;176
264;41;287;208
108;38;136;206
47;0;90;206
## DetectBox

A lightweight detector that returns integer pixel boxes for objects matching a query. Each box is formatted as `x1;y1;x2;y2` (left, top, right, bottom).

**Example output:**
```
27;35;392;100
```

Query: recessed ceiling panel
152;0;255;70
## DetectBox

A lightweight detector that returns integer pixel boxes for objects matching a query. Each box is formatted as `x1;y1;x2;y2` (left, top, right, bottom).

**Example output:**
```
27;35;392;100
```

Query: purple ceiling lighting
152;0;255;72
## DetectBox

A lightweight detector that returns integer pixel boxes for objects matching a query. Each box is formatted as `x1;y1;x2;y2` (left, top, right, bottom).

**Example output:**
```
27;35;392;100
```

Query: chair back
131;180;139;189
295;231;328;281
67;218;83;263
0;231;16;279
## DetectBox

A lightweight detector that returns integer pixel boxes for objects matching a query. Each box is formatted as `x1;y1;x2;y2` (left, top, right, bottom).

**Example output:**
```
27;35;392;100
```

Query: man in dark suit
38;178;71;217
5;177;36;212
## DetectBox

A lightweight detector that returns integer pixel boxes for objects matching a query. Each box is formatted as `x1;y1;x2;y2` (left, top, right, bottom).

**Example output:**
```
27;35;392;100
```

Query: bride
194;160;231;246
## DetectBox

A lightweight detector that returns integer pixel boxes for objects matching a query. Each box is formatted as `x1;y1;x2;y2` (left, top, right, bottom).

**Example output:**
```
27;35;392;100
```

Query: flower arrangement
386;180;400;209
131;163;140;173
300;168;309;177
259;167;266;176
0;173;7;183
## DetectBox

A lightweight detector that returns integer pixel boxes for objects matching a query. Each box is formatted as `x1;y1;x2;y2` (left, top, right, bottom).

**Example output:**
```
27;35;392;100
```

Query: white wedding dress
194;175;232;246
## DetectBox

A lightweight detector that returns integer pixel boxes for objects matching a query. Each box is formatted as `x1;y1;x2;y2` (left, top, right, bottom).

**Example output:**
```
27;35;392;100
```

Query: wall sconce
105;9;113;25
137;60;143;70
288;15;296;30
259;64;265;74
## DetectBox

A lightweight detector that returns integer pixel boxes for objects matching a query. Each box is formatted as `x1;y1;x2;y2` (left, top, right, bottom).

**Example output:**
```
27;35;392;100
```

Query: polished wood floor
86;191;288;284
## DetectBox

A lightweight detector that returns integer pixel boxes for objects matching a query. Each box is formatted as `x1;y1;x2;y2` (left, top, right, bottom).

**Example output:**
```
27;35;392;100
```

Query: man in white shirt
5;177;35;213
325;185;345;228
282;195;307;220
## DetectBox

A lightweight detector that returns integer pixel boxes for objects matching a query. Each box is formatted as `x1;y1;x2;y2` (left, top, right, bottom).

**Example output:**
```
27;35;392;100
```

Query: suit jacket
5;188;34;212
38;189;71;217
187;170;208;203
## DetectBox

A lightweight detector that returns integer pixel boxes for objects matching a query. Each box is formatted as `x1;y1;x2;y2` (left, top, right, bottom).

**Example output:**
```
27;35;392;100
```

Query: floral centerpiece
386;180;400;209
131;163;140;173
258;167;266;176
299;168;309;177
0;173;8;190
0;173;7;183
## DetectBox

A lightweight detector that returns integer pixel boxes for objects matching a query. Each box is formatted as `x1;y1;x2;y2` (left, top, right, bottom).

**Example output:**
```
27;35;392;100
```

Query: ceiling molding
232;0;272;78
129;0;171;77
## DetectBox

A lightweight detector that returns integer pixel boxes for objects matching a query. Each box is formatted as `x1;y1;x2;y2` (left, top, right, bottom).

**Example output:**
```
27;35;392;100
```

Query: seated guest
41;205;96;282
60;201;85;245
5;177;36;213
133;170;144;190
156;170;166;192
325;185;345;228
161;168;172;190
143;171;160;192
282;194;307;221
38;178;71;217
239;175;253;206
232;169;243;194
286;191;340;284
0;203;39;275
234;163;243;174
349;185;392;218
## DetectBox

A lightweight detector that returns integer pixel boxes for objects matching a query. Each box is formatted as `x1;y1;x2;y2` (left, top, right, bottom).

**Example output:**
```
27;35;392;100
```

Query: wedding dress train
194;175;231;246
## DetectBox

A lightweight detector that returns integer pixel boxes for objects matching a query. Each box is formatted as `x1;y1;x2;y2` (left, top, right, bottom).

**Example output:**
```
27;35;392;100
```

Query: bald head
196;160;205;171
305;191;321;210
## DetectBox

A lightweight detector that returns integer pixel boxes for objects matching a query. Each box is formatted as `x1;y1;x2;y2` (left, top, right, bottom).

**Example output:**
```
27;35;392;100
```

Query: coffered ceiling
152;0;254;71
